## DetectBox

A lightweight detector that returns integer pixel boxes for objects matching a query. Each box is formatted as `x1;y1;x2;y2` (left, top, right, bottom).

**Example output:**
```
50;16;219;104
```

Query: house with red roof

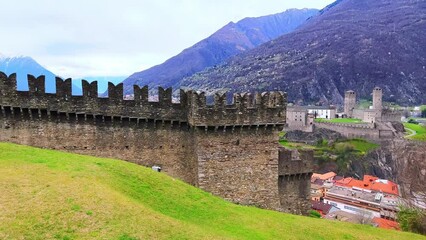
312;201;339;216
372;217;401;231
312;172;336;182
335;175;399;196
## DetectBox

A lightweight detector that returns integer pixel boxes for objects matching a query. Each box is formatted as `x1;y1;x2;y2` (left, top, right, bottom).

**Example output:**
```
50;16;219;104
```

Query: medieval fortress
286;87;403;140
344;87;401;123
0;72;314;215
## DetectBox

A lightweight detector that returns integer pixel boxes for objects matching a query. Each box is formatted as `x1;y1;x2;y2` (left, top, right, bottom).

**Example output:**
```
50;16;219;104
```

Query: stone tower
373;87;383;110
344;90;356;118
278;147;313;215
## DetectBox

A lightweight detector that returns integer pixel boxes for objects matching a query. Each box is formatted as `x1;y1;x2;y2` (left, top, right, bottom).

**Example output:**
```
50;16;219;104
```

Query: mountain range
0;55;82;95
180;0;426;105
0;55;126;95
122;8;319;95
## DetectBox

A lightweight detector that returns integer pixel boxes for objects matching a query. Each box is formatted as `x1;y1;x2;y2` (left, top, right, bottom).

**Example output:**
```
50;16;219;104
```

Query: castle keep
0;72;313;214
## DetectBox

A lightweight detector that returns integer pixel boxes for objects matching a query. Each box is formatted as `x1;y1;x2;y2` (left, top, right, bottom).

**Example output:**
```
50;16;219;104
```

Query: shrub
408;119;419;124
309;210;322;218
397;205;426;235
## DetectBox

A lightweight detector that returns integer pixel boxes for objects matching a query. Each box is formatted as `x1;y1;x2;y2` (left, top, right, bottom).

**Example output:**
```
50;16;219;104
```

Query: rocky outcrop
365;139;426;202
284;128;344;145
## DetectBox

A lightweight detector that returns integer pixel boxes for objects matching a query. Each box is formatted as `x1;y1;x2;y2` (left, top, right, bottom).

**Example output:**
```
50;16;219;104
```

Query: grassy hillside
404;123;426;141
0;143;423;240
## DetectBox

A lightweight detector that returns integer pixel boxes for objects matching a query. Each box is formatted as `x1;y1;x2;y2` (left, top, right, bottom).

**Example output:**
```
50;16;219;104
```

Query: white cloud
0;0;335;78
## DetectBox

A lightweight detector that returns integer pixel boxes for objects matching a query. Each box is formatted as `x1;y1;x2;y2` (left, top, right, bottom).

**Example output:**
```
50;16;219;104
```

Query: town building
310;172;335;201
311;174;402;224
311;201;339;216
324;185;400;220
312;172;336;182
307;106;336;119
335;175;399;196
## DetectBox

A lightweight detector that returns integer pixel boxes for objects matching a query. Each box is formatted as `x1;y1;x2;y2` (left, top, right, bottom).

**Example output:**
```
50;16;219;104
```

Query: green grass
344;139;379;154
280;137;378;155
315;118;363;123
0;143;423;240
279;139;316;150
404;123;426;141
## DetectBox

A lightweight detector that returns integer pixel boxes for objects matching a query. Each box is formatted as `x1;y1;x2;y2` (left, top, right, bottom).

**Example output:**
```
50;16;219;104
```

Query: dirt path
405;127;416;138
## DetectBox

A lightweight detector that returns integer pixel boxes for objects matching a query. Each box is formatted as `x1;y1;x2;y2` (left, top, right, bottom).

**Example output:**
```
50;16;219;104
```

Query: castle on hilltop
285;87;403;140
344;87;401;123
0;72;314;215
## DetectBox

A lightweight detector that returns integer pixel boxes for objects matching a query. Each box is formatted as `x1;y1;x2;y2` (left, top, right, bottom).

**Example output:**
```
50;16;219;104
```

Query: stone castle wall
0;114;199;184
314;122;397;140
0;72;314;214
314;122;381;139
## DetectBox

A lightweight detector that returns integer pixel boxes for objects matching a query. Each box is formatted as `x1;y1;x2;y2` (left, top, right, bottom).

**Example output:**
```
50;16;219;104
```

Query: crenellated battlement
0;72;286;128
278;147;314;176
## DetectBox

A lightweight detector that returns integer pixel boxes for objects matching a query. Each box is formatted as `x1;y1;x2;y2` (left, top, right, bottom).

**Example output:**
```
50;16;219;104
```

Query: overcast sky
0;0;335;78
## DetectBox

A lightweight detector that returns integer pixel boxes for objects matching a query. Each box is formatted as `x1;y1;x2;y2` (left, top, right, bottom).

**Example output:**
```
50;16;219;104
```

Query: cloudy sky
0;0;335;78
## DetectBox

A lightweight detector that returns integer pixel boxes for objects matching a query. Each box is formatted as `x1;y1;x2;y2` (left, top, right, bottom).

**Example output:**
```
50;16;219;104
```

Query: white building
307;106;336;119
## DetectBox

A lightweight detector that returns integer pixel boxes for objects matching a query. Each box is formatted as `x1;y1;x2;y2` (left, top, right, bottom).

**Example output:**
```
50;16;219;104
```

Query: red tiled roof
312;172;336;181
373;218;400;230
335;175;399;195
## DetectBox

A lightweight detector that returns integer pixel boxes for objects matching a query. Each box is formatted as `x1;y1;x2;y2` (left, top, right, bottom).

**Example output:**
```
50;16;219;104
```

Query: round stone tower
372;87;383;110
344;90;356;118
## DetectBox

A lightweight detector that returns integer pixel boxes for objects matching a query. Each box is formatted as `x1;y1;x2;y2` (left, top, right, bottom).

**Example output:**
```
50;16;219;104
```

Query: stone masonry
0;72;314;214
